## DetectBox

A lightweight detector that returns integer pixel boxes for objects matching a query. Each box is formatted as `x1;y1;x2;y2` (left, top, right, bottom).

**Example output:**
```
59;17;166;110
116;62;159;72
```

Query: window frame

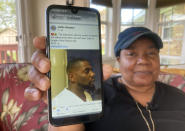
158;5;185;65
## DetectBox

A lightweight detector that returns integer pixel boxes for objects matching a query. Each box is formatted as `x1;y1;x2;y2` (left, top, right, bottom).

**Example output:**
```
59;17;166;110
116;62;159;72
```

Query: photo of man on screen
66;58;95;102
52;58;97;108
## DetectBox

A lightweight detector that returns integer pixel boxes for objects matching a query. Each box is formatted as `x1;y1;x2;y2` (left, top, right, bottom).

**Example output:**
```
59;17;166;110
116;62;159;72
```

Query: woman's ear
116;56;120;63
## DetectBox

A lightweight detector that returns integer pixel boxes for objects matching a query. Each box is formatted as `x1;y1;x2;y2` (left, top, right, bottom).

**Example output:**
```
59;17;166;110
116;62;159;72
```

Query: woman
25;27;185;131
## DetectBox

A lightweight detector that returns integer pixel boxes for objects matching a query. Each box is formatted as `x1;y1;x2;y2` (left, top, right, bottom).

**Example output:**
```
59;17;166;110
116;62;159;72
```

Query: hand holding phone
46;5;103;126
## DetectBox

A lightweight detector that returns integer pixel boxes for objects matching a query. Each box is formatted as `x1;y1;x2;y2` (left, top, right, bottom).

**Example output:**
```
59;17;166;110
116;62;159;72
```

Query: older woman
25;27;185;131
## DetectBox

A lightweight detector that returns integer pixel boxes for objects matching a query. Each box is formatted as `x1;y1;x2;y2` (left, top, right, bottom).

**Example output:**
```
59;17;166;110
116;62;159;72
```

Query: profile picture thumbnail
51;25;57;31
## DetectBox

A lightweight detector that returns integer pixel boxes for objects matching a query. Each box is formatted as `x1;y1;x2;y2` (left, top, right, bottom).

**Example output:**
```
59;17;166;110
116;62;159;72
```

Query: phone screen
46;5;103;125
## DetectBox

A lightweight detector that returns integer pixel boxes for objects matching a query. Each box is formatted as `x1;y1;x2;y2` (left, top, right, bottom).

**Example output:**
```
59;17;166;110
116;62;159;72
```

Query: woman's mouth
134;71;152;77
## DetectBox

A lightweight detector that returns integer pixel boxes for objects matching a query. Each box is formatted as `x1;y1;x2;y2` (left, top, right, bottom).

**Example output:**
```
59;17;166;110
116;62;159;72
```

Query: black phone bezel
46;5;104;126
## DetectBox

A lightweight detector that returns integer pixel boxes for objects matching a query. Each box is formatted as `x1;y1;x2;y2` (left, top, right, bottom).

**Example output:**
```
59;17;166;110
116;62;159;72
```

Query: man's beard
79;82;94;93
81;83;95;90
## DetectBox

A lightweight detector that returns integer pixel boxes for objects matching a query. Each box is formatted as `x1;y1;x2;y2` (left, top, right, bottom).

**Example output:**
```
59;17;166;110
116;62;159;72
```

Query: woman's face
117;37;160;88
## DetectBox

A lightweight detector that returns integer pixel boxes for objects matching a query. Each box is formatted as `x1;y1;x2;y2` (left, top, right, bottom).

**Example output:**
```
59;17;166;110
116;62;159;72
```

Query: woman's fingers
31;50;51;73
25;36;50;104
26;66;50;103
28;66;50;91
33;36;46;50
24;86;42;101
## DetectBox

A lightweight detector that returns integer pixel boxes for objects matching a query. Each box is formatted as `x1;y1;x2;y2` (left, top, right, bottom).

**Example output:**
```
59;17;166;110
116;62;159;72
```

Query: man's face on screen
74;61;95;87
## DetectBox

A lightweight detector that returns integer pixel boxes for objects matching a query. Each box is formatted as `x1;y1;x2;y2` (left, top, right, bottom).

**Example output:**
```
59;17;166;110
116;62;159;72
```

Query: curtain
91;0;185;8
91;0;148;8
156;0;185;8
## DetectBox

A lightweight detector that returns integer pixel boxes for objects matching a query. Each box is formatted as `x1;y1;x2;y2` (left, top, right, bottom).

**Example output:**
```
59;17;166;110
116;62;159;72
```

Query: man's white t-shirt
52;88;84;108
52;88;101;118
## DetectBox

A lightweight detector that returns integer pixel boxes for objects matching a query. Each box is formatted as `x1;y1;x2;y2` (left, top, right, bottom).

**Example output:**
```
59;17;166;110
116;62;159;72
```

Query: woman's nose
136;55;150;64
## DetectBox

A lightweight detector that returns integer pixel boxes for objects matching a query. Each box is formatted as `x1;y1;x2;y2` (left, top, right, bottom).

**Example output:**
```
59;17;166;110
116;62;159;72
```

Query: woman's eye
148;51;157;56
127;52;135;56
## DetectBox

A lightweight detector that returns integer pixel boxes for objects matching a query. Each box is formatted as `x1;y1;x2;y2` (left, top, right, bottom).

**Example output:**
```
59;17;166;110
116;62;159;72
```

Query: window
121;9;146;31
158;4;185;65
90;4;112;55
0;0;18;63
162;26;172;40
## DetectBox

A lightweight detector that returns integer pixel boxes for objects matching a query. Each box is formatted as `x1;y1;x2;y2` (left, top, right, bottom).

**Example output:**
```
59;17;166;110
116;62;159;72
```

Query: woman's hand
24;36;51;103
24;36;85;131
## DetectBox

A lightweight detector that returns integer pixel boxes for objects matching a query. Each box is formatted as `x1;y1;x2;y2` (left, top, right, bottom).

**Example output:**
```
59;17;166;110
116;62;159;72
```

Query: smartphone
46;5;103;126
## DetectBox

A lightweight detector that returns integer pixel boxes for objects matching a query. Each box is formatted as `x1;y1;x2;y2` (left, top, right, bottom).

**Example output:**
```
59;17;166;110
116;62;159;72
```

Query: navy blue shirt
85;76;185;131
